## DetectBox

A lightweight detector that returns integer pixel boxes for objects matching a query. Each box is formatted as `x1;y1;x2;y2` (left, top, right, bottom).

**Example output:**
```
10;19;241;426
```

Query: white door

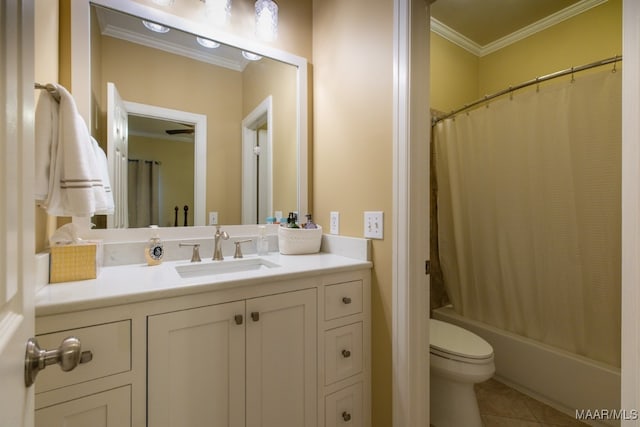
242;96;273;224
245;289;317;427
106;82;129;229
0;1;36;426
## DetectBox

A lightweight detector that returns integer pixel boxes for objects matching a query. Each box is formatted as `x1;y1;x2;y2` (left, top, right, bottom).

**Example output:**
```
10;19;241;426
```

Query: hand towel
44;84;108;217
34;90;59;201
91;137;114;215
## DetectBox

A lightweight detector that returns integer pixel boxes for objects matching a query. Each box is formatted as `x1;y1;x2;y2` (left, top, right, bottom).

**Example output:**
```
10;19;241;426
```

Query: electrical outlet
364;211;383;239
330;211;340;235
209;211;218;225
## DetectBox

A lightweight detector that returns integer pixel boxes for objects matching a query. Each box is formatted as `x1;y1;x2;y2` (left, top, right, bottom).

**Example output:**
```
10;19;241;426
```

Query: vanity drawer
325;382;363;427
36;320;131;393
325;280;363;321
325;322;363;385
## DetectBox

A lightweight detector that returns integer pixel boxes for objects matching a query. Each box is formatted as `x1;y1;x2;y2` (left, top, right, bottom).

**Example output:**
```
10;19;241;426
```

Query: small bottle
287;212;299;228
145;225;164;266
257;225;269;255
304;213;318;229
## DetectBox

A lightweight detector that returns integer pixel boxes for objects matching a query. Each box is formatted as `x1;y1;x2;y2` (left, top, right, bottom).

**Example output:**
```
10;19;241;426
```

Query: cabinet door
147;301;245;427
246;289;317;427
35;385;131;427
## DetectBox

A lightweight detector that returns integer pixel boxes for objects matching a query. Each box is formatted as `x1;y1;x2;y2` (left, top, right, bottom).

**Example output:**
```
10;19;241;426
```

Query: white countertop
36;252;372;316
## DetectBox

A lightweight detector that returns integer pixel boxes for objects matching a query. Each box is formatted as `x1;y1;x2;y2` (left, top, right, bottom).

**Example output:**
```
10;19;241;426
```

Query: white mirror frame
70;0;308;230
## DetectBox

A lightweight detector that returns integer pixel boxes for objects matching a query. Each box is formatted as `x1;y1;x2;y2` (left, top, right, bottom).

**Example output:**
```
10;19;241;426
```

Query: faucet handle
179;243;202;262
233;240;252;259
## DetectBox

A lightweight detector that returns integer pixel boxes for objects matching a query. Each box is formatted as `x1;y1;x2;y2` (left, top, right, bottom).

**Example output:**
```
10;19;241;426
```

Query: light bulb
142;20;170;34
255;0;278;42
196;37;221;49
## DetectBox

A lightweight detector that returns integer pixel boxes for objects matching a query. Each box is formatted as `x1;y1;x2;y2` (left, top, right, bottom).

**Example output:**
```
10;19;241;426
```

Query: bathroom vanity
33;249;371;427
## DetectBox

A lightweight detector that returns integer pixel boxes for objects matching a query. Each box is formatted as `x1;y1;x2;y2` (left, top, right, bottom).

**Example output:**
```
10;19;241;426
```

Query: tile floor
474;378;589;427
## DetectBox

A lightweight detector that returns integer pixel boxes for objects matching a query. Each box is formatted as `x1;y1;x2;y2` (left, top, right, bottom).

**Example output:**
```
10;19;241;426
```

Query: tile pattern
475;379;589;427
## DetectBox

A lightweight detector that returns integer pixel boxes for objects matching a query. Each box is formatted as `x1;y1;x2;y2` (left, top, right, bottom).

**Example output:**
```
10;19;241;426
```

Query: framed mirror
70;0;308;229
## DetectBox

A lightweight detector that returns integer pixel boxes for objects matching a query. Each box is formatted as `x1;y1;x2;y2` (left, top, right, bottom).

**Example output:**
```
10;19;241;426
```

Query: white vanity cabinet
147;289;317;427
35;265;370;427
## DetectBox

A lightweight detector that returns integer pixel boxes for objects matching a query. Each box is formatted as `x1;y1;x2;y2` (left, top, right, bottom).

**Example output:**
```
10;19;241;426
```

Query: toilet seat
430;319;493;364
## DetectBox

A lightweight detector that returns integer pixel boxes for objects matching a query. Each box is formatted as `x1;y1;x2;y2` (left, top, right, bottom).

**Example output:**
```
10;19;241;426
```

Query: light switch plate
364;211;383;239
330;211;340;235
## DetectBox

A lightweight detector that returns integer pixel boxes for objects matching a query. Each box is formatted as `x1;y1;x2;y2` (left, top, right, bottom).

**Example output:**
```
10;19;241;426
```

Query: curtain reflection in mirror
128;159;160;228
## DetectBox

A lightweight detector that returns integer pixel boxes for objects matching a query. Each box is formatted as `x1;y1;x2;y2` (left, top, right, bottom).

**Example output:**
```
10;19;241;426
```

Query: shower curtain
433;69;621;367
128;159;160;228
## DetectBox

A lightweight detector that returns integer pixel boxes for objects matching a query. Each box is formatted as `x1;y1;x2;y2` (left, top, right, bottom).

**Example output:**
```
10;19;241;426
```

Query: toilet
430;318;495;427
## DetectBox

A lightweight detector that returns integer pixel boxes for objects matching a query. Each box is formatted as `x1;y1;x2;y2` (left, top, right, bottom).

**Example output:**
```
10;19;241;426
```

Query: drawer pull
342;297;352;304
342;411;352;422
235;314;243;325
251;312;260;322
341;349;351;358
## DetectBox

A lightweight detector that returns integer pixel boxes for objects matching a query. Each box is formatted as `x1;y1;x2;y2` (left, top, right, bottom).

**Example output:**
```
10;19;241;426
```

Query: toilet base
430;374;482;427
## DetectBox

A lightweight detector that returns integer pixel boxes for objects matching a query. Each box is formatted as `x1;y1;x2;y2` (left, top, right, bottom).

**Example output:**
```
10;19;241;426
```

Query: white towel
91;137;114;215
35;90;58;200
37;84;114;217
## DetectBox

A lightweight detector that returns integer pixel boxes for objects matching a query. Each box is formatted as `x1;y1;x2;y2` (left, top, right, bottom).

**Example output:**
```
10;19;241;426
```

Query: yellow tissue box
49;242;101;283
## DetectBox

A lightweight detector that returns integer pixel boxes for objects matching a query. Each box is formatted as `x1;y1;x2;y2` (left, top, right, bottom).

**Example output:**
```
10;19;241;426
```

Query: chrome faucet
213;226;229;260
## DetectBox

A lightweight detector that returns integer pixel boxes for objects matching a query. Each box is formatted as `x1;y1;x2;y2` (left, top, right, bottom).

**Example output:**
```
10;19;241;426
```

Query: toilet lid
430;319;493;360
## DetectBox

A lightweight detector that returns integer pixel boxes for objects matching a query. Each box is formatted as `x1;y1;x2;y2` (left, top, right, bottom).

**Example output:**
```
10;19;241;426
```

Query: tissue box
278;226;323;255
49;242;102;283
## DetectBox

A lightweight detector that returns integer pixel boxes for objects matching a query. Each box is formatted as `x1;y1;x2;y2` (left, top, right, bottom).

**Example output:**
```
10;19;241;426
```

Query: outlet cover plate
364;211;383;239
330;211;340;235
209;211;218;225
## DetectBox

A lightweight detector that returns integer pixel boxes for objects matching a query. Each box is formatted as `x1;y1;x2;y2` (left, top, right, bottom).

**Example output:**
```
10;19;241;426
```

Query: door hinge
425;260;431;275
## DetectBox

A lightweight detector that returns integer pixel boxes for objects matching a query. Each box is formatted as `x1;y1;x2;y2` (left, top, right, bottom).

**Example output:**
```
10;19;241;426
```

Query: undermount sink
175;257;281;279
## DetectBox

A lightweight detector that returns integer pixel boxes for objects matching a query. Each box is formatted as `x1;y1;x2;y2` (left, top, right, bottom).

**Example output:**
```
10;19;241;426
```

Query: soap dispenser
257;225;269;255
145;225;164;266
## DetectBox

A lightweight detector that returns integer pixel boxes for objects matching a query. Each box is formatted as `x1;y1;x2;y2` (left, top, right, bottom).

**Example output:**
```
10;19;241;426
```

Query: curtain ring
535;77;540;92
571;67;575;83
612;55;618;73
509;86;513;100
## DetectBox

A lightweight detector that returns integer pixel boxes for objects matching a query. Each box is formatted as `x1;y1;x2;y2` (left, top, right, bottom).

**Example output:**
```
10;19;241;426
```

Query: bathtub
432;306;622;427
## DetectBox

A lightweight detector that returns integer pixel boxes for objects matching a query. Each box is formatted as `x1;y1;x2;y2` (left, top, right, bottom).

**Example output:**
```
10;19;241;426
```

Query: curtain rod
432;55;622;126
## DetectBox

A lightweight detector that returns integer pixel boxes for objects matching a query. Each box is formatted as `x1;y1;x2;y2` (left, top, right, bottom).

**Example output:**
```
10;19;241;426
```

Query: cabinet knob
342;297;352;304
342;411;352;422
251;312;260;322
234;314;243;325
341;349;351;358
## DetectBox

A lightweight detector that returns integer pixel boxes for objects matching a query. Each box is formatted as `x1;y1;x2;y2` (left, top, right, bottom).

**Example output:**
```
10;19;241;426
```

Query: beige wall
479;0;622;95
242;59;298;217
430;33;479;114
313;0;394;425
432;0;622;114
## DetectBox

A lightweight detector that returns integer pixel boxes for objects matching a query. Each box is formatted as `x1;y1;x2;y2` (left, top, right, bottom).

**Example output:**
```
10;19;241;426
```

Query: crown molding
100;24;245;71
431;0;608;57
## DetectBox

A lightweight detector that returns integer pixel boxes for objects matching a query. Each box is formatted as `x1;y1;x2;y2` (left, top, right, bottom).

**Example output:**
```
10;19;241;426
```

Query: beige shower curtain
433;69;621;367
